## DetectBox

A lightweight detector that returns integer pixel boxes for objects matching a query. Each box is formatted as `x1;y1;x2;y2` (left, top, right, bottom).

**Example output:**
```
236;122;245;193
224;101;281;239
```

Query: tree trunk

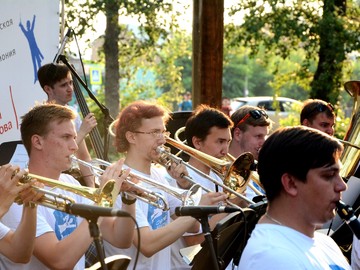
104;0;120;118
192;0;224;109
310;0;346;104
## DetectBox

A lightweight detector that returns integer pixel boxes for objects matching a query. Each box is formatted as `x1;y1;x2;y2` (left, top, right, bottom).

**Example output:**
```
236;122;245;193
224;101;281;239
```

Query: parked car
230;96;303;130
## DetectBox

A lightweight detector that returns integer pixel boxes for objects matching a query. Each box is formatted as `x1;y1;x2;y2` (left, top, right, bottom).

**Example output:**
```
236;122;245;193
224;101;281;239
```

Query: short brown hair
37;63;70;89
20;103;76;155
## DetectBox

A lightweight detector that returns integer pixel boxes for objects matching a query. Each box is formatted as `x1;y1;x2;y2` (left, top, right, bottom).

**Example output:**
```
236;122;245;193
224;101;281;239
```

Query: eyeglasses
133;130;170;139
236;109;268;127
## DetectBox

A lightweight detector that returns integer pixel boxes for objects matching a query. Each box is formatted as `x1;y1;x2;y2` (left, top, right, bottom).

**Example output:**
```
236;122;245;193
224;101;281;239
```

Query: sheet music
9;144;29;169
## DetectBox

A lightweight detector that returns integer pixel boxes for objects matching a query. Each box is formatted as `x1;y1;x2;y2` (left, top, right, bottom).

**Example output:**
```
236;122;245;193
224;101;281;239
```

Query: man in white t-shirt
104;100;227;270
0;104;136;270
239;126;350;269
172;105;253;270
38;63;97;187
229;105;273;200
0;164;41;264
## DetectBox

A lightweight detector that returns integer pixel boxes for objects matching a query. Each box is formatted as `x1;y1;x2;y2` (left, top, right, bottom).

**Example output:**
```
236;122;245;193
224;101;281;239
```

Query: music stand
190;202;265;270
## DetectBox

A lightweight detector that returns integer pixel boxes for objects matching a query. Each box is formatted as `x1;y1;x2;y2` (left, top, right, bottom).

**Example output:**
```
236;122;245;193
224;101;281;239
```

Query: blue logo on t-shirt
53;210;78;240
329;265;346;270
147;197;167;230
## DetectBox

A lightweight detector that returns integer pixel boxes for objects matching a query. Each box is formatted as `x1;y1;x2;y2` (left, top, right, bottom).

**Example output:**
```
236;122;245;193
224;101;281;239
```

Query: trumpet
157;142;255;205
70;156;203;210
17;172;118;211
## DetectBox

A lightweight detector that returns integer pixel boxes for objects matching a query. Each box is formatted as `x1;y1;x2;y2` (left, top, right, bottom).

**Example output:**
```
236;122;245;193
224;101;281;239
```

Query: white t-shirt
351;226;360;269
0;223;10;240
165;166;224;270
239;223;351;270
0;174;92;270
104;165;183;270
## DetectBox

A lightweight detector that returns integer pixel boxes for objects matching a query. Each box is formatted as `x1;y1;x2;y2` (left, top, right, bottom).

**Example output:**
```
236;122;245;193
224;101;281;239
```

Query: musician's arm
76;141;95;187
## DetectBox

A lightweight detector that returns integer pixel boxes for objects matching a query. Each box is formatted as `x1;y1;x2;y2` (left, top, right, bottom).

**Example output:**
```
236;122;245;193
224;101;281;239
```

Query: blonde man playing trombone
0;104;136;270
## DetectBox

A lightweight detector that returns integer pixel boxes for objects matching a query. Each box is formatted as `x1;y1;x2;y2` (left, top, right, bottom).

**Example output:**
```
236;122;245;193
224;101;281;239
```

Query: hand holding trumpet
0;164;43;217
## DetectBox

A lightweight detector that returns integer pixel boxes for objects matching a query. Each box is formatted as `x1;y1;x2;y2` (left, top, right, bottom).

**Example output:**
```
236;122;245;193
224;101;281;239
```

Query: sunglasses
236;109;268;127
306;103;334;118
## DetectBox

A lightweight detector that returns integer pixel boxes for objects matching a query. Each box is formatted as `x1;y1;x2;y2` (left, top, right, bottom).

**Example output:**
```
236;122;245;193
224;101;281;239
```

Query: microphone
175;205;240;218
53;28;72;64
65;203;131;219
336;200;360;240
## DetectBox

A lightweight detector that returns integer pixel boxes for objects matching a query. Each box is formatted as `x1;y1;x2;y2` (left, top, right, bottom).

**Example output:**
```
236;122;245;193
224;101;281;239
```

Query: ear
233;127;242;142
125;131;136;144
302;119;310;127
31;134;43;151
43;85;52;96
281;173;298;197
192;136;202;150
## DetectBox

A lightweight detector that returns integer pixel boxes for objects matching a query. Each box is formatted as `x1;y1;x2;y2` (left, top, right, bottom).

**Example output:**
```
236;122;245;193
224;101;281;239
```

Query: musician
0;104;136;269
300;99;335;136
37;63;97;187
171;105;252;269
104;100;227;270
0;165;42;263
239;126;350;269
228;105;272;199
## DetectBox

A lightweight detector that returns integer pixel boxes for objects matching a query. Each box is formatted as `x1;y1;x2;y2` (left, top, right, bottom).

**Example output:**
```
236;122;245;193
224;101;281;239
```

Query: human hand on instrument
199;192;228;206
78;113;97;140
0;165;40;217
99;159;130;193
167;162;189;185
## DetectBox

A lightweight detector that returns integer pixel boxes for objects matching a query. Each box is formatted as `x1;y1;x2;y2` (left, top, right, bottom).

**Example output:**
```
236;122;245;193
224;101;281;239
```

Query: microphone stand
58;54;114;159
87;217;108;270
197;216;220;270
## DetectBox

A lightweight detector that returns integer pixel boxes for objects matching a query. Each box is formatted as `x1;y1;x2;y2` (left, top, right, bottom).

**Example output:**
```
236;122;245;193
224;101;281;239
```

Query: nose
70;139;78;152
328;127;335;136
335;175;347;193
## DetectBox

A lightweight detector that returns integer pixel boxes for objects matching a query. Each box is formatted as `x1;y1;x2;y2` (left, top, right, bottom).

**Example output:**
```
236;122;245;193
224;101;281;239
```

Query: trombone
157;141;255;205
17;172;119;211
70;156;203;211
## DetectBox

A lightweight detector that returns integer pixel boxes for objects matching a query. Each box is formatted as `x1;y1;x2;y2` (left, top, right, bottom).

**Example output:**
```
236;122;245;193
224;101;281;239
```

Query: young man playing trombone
104;100;227;270
0;104;136;269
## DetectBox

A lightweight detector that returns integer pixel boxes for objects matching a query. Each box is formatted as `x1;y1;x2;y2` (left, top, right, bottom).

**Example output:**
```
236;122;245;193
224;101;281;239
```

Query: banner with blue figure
0;0;59;145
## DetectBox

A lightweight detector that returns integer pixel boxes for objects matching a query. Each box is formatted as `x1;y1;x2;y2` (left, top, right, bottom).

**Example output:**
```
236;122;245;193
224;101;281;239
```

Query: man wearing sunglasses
300;99;335;136
229;105;273;162
228;105;273;201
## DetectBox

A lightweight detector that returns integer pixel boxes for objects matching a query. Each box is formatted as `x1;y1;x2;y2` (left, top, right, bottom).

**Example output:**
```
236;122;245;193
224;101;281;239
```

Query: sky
65;1;238;60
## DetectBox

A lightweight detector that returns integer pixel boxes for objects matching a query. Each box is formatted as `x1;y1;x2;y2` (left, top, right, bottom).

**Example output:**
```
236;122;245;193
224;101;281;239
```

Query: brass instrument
340;81;360;180
156;146;253;206
163;136;255;204
174;126;263;196
18;173;118;211
226;153;264;196
71;156;203;210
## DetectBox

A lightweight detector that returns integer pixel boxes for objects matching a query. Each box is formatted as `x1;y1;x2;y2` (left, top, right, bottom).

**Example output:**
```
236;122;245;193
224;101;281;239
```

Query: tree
226;0;360;104
65;0;182;117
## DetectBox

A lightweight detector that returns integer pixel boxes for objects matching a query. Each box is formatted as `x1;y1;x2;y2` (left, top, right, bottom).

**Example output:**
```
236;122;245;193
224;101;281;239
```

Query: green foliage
226;0;360;104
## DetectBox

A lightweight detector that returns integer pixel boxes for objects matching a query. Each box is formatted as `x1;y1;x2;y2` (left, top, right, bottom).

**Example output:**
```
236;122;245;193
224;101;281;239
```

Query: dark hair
20;103;76;155
113;100;170;153
300;99;335;124
231;105;272;135
258;126;343;202
37;63;70;89
185;104;233;148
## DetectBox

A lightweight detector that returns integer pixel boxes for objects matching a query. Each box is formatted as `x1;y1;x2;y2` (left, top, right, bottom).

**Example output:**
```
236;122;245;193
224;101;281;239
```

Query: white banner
0;0;59;144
